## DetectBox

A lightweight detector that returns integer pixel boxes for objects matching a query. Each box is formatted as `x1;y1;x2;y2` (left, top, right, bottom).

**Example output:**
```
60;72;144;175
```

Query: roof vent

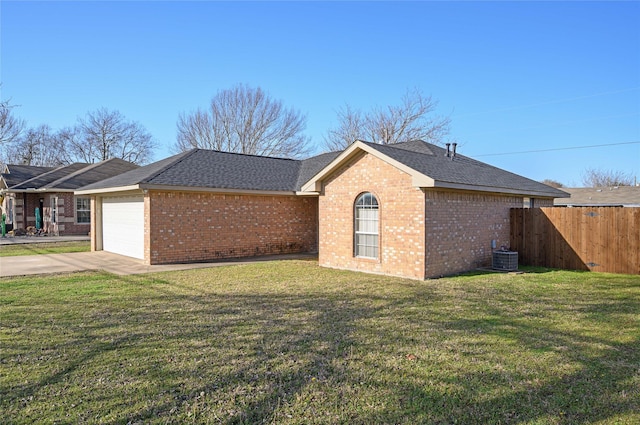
445;143;451;157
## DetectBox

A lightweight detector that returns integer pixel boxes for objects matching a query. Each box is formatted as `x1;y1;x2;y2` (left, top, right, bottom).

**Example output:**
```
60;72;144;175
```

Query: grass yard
0;240;90;257
1;261;638;424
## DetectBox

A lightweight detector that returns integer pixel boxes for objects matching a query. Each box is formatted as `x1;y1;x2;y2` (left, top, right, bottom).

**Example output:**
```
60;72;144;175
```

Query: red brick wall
22;194;40;230
12;193;90;235
45;193;91;236
318;152;426;280
147;191;318;265
424;189;523;278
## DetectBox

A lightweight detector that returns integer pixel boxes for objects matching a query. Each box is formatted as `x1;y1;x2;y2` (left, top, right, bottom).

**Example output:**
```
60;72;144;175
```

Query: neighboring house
554;186;640;207
76;140;567;279
1;159;139;236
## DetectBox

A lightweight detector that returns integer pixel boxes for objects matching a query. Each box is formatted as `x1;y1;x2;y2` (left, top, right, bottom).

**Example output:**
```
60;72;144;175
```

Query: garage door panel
102;196;144;259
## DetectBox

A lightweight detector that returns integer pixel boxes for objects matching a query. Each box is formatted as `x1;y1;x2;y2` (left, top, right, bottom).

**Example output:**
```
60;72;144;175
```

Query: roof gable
301;140;568;198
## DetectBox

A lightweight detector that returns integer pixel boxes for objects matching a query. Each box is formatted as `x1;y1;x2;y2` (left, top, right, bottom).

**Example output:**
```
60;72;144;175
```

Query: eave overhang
2;187;77;194
75;183;301;197
299;140;569;199
75;185;143;196
429;181;570;198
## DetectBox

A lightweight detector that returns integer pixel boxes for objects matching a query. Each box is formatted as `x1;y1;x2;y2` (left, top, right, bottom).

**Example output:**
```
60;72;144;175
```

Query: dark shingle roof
80;149;342;193
46;158;139;189
146;150;302;191
365;141;568;197
79;151;195;191
5;159;139;191
1;164;55;187
11;163;89;189
76;141;568;198
296;151;342;189
81;150;306;192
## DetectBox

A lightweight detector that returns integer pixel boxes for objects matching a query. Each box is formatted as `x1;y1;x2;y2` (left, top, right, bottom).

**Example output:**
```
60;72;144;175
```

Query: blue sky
1;1;639;187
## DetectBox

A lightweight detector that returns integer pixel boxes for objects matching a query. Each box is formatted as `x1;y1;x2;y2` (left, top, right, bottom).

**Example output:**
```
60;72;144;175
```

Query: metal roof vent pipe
452;142;457;160
445;143;451;157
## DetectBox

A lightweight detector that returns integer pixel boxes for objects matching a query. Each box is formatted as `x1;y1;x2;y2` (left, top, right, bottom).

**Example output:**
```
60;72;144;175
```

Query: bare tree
175;84;310;158
55;126;85;165
0;97;25;147
324;88;451;151
71;108;155;164
540;179;564;188
5;125;66;166
324;105;365;152
581;167;634;187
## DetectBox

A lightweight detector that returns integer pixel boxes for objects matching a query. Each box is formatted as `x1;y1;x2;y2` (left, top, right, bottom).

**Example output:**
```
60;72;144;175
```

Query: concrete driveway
0;251;315;278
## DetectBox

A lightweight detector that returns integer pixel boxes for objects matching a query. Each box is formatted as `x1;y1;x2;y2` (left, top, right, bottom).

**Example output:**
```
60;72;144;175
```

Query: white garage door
102;196;144;259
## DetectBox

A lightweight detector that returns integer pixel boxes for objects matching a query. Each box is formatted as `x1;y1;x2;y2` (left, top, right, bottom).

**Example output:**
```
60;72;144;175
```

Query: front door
37;199;44;230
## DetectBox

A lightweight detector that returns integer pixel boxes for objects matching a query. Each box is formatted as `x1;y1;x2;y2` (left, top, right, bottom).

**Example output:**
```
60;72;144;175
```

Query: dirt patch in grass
1;261;638;424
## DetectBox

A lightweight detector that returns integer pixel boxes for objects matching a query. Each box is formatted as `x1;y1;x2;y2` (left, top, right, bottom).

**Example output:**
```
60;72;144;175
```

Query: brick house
76;140;567;279
1;159;138;236
554;186;640;207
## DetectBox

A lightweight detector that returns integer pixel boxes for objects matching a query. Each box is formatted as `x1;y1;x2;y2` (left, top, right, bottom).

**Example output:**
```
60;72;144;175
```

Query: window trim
75;196;91;224
6;197;14;224
354;192;379;259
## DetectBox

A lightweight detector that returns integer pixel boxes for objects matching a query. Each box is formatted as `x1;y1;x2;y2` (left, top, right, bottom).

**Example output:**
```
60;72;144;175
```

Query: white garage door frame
101;195;145;260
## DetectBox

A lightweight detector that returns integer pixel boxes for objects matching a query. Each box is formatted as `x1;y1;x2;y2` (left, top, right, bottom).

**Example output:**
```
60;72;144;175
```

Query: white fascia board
74;184;142;196
430;181;565;198
39;188;76;193
412;174;435;187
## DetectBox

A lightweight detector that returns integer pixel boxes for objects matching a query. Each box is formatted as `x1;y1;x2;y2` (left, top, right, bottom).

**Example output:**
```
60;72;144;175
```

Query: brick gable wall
146;191;318;265
424;189;523;278
318;152;426;280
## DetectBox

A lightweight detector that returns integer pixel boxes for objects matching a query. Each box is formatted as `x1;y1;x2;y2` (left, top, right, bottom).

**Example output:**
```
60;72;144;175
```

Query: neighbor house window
354;192;379;259
76;197;91;224
6;198;14;224
51;197;58;224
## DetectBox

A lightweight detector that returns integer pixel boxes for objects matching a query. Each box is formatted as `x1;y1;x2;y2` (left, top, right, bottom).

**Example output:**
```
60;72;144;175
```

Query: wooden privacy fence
510;207;640;275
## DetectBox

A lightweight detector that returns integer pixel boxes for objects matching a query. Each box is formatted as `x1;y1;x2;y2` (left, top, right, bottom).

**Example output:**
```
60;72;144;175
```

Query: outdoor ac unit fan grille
492;251;518;271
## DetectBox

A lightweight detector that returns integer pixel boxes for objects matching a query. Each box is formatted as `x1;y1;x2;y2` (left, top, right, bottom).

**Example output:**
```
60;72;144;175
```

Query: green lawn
0;241;90;257
1;261;638;424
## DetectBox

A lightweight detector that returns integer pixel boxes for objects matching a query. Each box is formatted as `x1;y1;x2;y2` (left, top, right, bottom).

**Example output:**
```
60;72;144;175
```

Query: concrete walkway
0;251;316;278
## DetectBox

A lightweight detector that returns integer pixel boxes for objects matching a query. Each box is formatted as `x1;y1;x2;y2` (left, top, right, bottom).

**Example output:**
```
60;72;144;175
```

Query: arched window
354;192;379;258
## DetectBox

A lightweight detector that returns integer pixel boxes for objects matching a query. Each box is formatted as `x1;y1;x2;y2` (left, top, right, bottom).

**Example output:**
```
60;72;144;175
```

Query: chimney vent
452;143;457;159
445;143;451;157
